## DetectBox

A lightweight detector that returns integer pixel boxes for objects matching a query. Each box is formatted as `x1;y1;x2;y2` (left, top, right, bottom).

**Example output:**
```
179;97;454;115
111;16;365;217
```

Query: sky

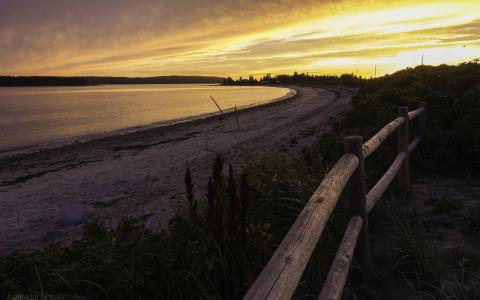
1;0;479;77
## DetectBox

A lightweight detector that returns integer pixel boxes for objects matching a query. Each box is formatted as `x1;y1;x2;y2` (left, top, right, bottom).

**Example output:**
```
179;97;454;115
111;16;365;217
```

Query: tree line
0;75;225;86
222;72;365;87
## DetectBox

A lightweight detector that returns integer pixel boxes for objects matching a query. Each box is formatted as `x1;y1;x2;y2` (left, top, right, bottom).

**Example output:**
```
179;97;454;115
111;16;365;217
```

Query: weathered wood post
234;105;240;129
344;136;372;283
419;101;427;134
397;106;409;196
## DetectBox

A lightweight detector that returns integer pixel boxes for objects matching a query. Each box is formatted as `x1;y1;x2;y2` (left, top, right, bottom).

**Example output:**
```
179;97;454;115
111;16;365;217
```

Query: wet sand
0;85;354;253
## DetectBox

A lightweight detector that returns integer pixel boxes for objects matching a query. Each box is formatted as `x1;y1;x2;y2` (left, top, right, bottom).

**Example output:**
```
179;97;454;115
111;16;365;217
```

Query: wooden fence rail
244;102;427;300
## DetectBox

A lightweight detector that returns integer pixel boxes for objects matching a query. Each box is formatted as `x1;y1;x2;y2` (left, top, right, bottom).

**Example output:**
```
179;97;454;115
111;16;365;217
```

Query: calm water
0;84;292;152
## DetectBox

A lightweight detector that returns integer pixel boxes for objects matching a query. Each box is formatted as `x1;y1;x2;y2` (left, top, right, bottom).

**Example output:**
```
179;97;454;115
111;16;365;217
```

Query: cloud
0;0;479;76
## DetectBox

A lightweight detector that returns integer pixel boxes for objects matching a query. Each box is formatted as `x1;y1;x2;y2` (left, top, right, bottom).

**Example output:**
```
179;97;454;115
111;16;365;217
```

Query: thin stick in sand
234;105;239;129
210;96;224;114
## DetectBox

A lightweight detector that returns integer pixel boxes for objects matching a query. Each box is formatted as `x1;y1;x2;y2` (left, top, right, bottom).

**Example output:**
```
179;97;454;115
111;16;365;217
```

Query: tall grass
2;62;480;299
382;197;442;285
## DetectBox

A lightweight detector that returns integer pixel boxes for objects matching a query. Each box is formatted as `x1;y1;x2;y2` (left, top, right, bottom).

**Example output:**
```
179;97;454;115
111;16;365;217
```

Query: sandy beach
0;85;354;253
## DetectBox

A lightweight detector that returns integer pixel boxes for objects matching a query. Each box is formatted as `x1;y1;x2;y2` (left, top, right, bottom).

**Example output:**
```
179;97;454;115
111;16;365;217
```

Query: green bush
345;62;480;172
2;61;479;299
0;156;268;299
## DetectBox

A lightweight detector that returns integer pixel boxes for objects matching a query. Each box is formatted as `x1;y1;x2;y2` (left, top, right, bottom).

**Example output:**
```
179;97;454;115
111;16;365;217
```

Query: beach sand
0;85;354;253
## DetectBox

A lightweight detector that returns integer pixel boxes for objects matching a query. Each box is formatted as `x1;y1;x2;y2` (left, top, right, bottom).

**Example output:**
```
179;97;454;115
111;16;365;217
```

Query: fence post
397;106;409;196
344;136;372;284
419;101;427;134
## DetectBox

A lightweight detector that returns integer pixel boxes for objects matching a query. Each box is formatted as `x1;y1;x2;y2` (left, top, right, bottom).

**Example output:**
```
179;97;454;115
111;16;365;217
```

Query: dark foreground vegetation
0;75;225;86
1;61;479;299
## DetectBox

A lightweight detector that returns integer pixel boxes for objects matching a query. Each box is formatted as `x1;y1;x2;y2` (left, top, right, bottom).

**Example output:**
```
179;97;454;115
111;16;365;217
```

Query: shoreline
0;85;353;253
0;87;298;159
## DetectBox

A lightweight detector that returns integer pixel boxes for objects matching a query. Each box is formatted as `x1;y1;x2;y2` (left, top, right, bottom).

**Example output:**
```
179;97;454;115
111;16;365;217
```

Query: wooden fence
243;102;427;300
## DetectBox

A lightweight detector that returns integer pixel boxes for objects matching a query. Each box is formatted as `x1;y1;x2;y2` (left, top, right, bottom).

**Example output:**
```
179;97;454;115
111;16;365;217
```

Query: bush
0;156;267;299
2;61;479;299
345;62;480;173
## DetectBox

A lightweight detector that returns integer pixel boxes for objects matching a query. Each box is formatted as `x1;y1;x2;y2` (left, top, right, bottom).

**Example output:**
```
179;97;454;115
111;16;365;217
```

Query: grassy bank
1;61;479;299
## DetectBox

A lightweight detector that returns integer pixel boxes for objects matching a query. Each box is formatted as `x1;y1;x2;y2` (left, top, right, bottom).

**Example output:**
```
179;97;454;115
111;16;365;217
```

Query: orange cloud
1;0;479;77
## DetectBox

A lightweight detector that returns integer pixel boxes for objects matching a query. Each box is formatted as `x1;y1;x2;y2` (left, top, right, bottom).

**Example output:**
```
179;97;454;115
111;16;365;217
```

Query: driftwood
209;96;224;114
234;105;239;129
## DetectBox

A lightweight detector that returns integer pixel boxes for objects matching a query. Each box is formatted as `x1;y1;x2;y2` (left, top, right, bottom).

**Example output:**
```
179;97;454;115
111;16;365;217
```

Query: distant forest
0;75;225;86
222;72;365;87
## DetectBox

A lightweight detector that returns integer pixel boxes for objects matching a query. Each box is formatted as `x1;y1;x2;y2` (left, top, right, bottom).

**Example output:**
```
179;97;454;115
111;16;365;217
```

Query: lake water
0;84;293;152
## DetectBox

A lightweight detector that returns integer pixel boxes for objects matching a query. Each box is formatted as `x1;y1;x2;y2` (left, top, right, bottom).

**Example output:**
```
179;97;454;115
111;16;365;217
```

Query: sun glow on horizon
201;2;480;77
1;0;479;77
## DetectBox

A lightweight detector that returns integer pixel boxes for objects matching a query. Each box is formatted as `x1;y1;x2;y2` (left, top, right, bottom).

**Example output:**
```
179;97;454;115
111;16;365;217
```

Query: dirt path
0;85;354;253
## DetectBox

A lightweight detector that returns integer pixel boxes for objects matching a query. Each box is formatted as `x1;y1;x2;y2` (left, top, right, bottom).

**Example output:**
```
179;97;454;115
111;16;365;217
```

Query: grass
364;192;480;300
466;206;480;234
364;175;480;300
370;196;442;289
0;145;349;300
420;260;480;300
432;193;463;214
1;61;480;299
0;151;341;299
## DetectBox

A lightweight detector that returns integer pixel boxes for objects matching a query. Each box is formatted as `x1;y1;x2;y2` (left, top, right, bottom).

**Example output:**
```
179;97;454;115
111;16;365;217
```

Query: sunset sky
1;0;479;77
